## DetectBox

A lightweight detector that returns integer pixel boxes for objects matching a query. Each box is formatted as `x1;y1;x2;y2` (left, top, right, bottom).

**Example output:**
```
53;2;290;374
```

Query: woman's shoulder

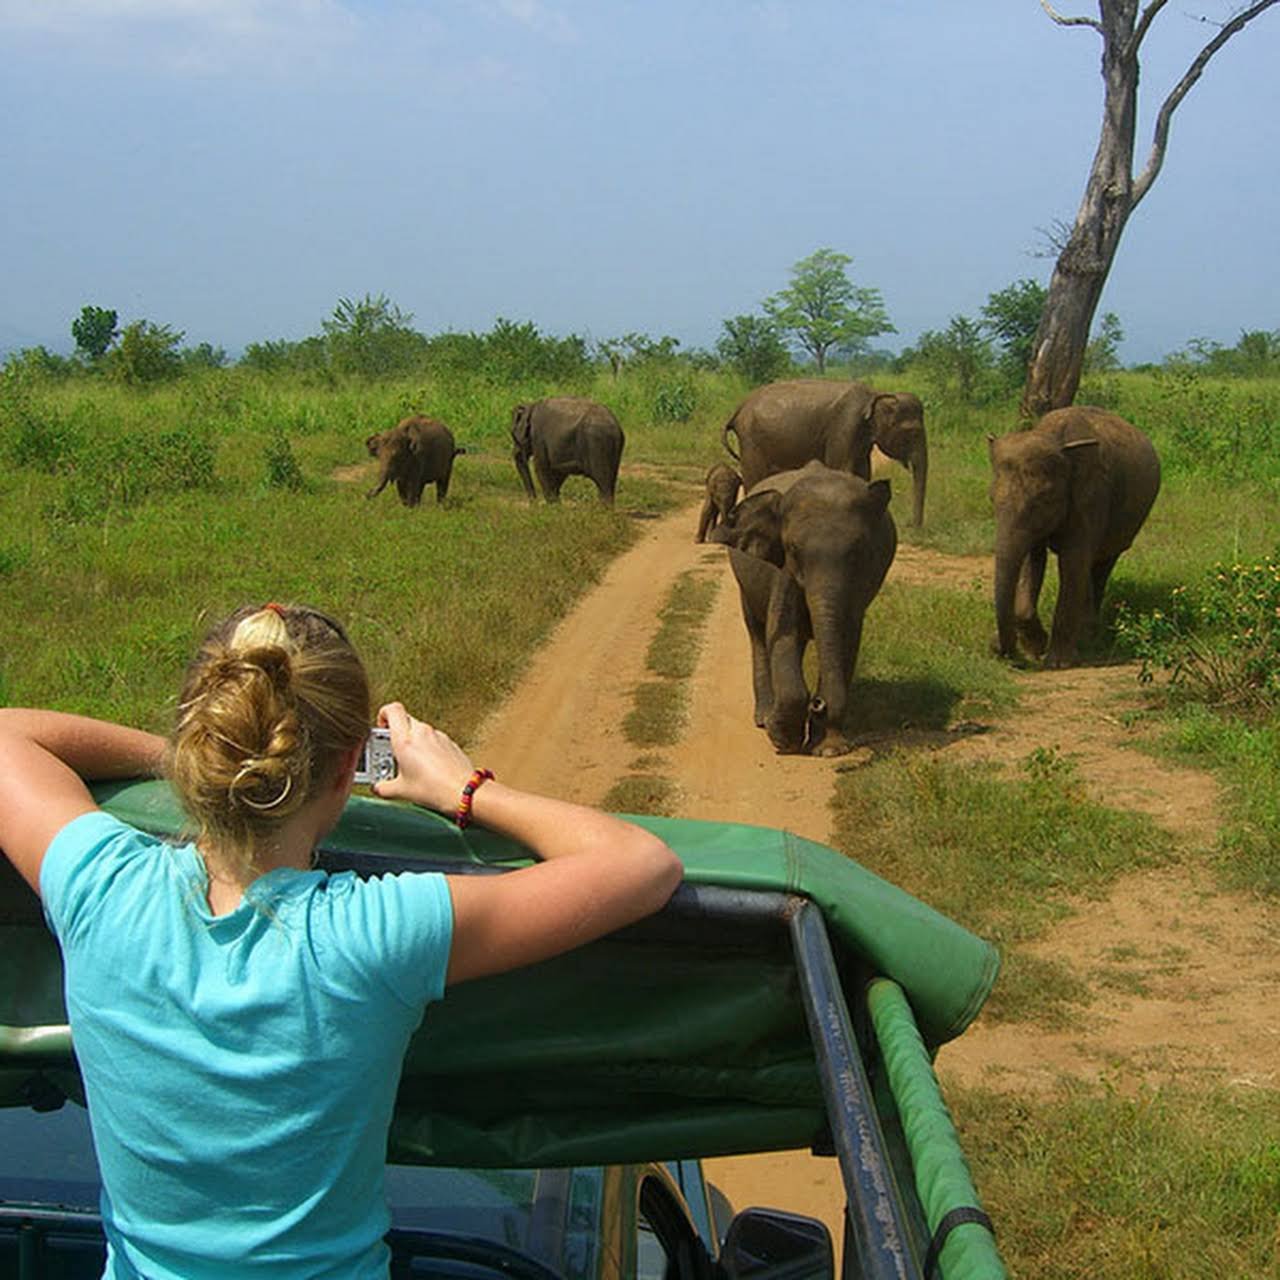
42;811;191;932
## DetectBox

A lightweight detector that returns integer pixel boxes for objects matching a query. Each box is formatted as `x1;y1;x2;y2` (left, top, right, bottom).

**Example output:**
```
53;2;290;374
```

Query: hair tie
263;602;287;617
231;766;294;812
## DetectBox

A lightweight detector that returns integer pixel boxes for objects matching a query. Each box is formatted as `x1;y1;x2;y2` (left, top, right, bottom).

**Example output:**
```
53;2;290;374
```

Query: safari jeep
0;782;1007;1279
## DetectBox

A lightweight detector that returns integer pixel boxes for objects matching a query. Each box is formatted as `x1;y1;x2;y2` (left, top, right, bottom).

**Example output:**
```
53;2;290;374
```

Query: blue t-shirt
40;810;454;1280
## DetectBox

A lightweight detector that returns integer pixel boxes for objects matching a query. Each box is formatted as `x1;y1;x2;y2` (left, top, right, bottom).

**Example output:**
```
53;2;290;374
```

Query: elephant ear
866;478;892;514
730;490;785;565
868;393;898;429
366;432;384;456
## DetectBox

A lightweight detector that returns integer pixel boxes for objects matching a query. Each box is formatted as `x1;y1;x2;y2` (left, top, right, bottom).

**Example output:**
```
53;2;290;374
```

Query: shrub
263;433;306;491
1116;552;1280;712
3;406;81;473
106;321;185;386
652;379;696;423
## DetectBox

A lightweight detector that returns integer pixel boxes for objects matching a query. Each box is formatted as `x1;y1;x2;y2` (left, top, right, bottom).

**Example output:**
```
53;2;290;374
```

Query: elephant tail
454;445;468;456
721;413;741;462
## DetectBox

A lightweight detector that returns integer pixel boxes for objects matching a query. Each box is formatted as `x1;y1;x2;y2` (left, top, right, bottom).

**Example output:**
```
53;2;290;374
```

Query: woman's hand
372;702;474;816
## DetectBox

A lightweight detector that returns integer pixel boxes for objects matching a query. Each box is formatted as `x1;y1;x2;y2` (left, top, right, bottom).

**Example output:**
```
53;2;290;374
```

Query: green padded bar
867;978;1005;1280
0;781;1001;1167
89;779;1000;1048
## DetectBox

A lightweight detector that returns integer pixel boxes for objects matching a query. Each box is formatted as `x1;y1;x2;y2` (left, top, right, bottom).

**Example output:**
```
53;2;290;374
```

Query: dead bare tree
1021;0;1279;419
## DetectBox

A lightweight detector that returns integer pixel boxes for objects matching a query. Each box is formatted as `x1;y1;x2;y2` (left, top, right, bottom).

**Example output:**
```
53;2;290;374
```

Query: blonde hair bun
168;603;370;876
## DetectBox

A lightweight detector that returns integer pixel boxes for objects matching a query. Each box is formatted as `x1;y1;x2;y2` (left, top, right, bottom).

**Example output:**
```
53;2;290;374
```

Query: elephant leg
695;498;715;543
1045;546;1093;668
1016;545;1050;657
727;549;778;726
435;469;451;503
513;451;538;501
533;455;560;503
742;601;773;728
763;574;812;755
1091;555;1119;618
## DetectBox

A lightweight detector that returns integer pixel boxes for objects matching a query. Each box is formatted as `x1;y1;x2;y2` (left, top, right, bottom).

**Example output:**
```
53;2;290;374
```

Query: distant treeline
6;289;1279;394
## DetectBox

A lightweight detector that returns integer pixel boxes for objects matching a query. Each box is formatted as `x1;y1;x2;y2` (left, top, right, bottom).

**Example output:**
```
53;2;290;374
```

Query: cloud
0;0;361;76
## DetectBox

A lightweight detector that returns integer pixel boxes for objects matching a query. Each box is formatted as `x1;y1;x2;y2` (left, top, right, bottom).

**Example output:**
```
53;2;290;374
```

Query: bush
1116;552;1280;712
652;379;697;423
106;321;185;386
3;406;81;473
46;426;219;521
263;433;306;491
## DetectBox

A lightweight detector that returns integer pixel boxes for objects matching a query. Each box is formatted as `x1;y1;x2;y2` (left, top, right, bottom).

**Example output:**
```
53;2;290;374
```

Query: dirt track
467;490;1280;1243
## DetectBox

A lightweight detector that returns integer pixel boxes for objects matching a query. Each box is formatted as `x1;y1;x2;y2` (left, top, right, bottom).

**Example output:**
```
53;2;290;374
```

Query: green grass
830;748;1167;1024
952;1083;1280;1279
600;774;678;817
5;362;1280;1278
0;453;675;744
646;570;720;679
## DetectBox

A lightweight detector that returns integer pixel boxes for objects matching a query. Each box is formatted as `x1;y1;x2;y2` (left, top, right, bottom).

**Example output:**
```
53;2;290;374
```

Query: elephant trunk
910;445;928;528
993;529;1028;658
808;590;854;738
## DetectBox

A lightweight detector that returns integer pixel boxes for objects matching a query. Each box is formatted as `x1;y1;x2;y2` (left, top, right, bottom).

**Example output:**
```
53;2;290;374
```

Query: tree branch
1132;0;1280;205
1039;0;1104;30
1128;0;1171;56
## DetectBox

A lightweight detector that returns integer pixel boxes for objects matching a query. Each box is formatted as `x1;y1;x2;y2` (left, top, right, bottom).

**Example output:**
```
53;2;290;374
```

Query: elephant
511;398;625;505
709;461;897;757
694;462;742;543
869;391;929;528
720;379;929;525
989;405;1161;669
367;416;464;507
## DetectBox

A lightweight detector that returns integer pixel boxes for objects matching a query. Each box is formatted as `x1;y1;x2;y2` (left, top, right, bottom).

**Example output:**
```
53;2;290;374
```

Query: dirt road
468;495;1280;1244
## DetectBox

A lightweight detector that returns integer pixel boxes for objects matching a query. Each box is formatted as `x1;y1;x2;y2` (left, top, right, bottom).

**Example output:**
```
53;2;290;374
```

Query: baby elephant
710;461;897;757
367;416;465;508
695;463;742;543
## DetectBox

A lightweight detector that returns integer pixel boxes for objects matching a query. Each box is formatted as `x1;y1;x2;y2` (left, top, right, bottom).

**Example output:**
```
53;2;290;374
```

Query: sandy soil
466;490;1280;1248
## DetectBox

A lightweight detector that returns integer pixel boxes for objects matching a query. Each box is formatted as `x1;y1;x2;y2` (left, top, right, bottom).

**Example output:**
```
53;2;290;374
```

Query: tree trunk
1021;7;1138;419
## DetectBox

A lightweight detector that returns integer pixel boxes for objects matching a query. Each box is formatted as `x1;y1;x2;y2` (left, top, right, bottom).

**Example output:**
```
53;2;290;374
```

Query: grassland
2;359;1278;1277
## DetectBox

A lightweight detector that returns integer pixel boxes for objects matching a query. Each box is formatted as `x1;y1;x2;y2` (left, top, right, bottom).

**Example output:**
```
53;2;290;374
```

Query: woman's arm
374;703;683;986
0;709;167;894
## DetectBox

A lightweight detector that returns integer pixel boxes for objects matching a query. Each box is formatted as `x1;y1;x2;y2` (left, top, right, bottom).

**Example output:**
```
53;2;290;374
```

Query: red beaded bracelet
455;768;494;830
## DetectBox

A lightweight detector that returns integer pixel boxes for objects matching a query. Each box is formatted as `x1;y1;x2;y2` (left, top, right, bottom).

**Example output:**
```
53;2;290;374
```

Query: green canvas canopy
0;780;999;1170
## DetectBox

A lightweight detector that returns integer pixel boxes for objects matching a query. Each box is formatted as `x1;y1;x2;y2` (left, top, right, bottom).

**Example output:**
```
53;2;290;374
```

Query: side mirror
717;1207;835;1280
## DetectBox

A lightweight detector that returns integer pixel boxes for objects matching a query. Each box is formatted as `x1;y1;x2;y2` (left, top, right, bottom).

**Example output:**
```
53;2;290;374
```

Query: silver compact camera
353;727;398;785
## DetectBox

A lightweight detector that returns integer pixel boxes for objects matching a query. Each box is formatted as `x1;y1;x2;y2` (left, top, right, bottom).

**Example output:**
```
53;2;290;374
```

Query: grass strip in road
608;568;720;813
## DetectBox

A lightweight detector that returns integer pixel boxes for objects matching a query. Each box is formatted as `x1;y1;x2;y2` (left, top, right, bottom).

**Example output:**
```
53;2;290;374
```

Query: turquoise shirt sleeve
322;870;454;1011
40;809;157;946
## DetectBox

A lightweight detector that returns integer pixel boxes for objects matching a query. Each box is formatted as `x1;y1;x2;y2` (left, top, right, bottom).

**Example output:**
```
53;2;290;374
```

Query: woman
0;602;682;1279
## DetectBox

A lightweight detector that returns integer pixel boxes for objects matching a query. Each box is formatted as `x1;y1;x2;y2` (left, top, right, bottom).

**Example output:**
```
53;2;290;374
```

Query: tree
105;320;184;385
1084;311;1125;372
981;279;1047;384
322;294;425;378
909;316;994;401
716;314;792;385
1022;0;1279;418
763;249;894;374
71;306;118;363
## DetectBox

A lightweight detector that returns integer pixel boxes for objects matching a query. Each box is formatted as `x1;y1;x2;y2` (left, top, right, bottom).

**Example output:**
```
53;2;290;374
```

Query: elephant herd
700;379;1161;757
365;397;625;509
363;378;1161;761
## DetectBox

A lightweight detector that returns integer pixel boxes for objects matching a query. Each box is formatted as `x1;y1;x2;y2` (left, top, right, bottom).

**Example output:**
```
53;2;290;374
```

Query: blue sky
2;1;1276;364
